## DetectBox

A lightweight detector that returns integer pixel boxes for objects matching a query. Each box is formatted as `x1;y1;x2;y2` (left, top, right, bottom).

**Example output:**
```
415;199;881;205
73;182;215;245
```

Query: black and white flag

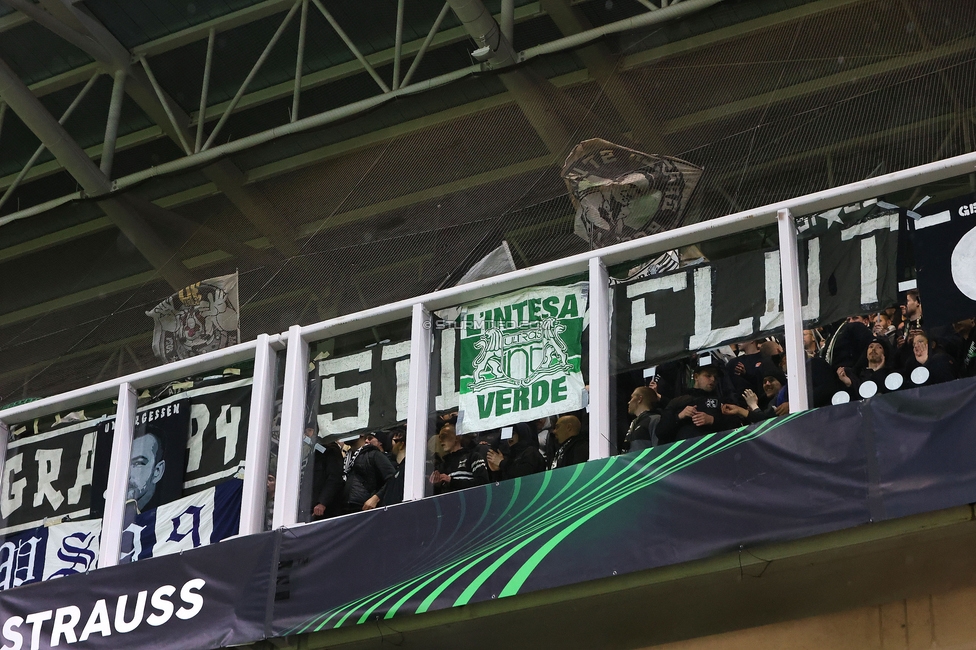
561;139;702;249
146;272;240;363
911;193;976;326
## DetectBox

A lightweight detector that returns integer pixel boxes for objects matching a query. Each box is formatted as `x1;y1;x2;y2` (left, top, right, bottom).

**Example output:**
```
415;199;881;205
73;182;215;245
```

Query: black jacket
550;434;588;470
657;387;740;444
342;444;396;509
621;409;661;453
490;440;545;482
379;456;405;506
434;448;488;494
311;444;345;519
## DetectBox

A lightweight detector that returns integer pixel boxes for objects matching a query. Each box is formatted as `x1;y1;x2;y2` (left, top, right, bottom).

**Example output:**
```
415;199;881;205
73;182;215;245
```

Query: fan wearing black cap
658;364;740;444
340;432;396;514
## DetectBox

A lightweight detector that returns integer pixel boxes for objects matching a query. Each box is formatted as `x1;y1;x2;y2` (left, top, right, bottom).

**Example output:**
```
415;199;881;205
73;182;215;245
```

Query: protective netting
2;0;975;403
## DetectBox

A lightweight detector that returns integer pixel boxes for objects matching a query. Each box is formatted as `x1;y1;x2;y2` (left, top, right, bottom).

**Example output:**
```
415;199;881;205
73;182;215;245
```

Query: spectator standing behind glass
379;429;407;506
874;313;897;347
903;290;923;331
430;423;488;494
722;367;789;423
341;432;396;514
486;423;545;481
725;340;766;396
658;365;742;444
904;331;956;386
549;415;588;470
622;387;662;453
836;338;890;396
311;441;344;520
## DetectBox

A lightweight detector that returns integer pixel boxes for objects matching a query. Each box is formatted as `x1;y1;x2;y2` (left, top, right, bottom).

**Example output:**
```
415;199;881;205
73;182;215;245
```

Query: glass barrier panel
117;362;255;563
300;319;411;522
800;181;976;406
609;229;795;455
0;398;115;589
428;274;590;496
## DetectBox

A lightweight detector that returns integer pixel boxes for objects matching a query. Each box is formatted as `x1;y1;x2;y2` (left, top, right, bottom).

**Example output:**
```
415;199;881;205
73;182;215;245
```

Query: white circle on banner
951;226;976;300
832;391;851;405
859;380;878;398
885;373;904;391
911;366;930;385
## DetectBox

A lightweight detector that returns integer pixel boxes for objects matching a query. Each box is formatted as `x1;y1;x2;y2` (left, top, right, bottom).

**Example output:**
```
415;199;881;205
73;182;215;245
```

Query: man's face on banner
129;433;166;511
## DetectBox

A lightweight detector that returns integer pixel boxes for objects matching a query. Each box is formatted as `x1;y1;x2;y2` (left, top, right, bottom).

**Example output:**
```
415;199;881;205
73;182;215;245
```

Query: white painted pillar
777;208;811;412
98;382;138;568
404;303;433;501
272;325;309;529
238;333;277;535
588;257;611;459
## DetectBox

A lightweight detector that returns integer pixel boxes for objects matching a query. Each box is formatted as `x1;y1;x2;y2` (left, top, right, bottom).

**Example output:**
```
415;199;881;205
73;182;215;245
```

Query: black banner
911;192;976;326
1;379;252;541
0;529;276;650
315;341;410;440
1;420;111;537
616;207;899;368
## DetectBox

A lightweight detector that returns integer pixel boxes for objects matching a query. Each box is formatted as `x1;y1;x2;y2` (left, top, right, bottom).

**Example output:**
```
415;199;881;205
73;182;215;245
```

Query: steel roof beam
0;56;194;289
540;0;669;154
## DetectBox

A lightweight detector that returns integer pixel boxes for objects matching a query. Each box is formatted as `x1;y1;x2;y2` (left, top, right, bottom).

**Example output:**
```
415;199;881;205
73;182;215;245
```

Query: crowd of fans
306;409;590;519
620;289;976;451
302;289;976;520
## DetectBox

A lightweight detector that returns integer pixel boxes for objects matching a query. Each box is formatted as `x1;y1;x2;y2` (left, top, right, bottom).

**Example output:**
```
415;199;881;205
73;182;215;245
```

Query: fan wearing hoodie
485;422;546;482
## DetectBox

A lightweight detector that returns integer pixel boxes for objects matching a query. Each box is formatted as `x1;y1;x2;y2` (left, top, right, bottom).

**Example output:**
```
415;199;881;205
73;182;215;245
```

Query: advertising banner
273;377;976;635
0;529;277;650
458;283;588;433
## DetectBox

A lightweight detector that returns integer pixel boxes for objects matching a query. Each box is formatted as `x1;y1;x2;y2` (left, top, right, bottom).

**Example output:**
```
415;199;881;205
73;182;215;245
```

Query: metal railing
2;149;975;570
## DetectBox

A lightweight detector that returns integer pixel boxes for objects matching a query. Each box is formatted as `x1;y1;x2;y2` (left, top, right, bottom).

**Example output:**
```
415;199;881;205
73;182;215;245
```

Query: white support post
777;208;810;413
404;303;433;502
272;325;309;529
238;334;277;536
98;382;138;569
588;257;611;460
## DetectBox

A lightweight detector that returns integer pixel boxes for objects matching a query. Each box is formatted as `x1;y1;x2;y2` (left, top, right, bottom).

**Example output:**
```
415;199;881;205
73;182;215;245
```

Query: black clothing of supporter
550;434;588;470
725;352;765;395
312;444;345;519
962;328;976;378
434;448;488;494
342;444;396;512
904;352;956;386
491;438;545;482
622;409;661;453
658;388;740;444
826;321;874;369
379;456;405;506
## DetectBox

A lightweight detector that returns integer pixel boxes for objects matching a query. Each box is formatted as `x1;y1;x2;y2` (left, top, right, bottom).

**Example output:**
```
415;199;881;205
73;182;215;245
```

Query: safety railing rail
2;149;975;573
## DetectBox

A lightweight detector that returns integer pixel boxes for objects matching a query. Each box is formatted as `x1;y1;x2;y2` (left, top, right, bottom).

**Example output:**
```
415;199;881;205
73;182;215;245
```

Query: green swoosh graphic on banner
282;413;805;635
